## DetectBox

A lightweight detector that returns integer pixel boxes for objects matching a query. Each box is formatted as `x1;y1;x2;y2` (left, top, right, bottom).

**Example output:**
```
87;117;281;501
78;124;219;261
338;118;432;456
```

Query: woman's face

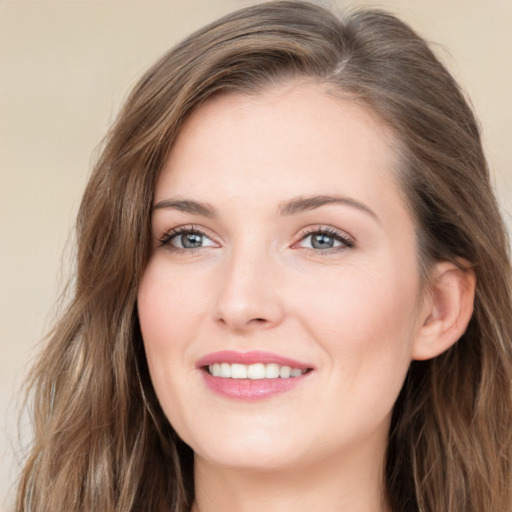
138;82;428;474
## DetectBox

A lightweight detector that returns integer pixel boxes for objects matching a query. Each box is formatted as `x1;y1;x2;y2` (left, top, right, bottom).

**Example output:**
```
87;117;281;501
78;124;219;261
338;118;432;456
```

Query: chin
196;444;306;474
180;422;311;472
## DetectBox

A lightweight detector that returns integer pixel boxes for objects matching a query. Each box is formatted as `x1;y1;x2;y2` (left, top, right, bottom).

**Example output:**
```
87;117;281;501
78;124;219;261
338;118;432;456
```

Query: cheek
137;262;210;443
296;258;419;387
299;257;418;334
137;261;202;401
138;259;206;350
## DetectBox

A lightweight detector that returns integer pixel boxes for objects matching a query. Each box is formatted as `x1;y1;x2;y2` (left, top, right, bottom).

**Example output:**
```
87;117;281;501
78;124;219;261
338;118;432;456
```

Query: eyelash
295;226;355;254
158;226;212;253
158;225;355;254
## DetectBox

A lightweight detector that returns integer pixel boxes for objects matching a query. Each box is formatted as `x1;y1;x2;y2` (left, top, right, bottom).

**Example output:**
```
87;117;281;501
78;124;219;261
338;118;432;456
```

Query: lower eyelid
296;228;354;248
156;226;354;252
303;238;352;250
158;226;220;250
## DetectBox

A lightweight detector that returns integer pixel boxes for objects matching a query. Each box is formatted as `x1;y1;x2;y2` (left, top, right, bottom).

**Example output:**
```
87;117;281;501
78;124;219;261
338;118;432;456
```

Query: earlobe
412;261;476;361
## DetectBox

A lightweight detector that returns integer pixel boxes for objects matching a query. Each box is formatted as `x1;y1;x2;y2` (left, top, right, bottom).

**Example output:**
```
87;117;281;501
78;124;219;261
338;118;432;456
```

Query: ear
412;261;476;361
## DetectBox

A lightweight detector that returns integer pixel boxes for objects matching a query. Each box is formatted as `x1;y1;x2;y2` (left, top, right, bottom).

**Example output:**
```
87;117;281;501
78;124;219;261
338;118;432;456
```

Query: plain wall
1;0;511;508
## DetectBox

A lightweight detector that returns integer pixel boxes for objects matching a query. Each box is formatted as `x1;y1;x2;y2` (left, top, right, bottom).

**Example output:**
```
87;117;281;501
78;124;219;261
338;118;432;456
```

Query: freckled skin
137;82;429;511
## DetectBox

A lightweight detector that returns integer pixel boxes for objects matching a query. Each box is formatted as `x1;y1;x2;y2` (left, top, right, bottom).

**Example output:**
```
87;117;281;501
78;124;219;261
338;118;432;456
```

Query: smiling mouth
206;363;309;379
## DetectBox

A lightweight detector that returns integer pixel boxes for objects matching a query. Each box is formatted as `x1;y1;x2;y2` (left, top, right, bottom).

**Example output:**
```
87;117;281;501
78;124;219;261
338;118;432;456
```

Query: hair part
17;2;512;511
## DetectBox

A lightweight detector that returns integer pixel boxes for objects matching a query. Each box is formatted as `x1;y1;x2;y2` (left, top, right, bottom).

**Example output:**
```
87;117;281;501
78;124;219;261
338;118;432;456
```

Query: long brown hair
16;2;512;511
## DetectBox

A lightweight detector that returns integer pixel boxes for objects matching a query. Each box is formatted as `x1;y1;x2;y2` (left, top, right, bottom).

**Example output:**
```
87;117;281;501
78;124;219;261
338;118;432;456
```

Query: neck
191;442;391;512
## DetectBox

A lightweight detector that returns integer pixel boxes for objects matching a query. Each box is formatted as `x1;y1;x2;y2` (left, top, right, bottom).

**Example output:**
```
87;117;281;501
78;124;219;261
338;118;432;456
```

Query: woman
16;1;512;511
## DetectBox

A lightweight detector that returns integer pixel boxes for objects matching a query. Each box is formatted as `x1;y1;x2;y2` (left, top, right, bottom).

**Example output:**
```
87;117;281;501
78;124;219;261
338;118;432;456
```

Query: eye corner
156;225;221;253
293;225;356;253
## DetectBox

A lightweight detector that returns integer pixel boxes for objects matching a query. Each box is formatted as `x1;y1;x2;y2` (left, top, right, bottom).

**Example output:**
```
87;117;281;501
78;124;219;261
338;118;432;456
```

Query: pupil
182;233;202;248
311;233;334;249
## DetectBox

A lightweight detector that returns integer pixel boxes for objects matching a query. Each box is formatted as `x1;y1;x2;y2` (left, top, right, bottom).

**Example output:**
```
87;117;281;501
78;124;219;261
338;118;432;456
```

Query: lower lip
201;370;309;400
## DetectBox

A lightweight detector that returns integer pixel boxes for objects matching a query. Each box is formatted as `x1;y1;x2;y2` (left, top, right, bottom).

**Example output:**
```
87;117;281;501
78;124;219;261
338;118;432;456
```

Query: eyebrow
153;194;378;221
153;198;216;217
278;194;378;221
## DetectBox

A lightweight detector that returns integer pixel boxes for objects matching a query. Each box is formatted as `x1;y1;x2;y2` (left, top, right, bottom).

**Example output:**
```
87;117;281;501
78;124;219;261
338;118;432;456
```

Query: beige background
1;0;511;508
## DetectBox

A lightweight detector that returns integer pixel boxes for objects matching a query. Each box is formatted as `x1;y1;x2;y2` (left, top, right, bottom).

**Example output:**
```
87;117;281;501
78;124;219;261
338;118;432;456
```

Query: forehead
157;81;405;222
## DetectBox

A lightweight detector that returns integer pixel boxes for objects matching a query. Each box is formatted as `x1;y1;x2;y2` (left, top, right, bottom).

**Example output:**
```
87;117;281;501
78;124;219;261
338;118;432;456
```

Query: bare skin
138;81;475;512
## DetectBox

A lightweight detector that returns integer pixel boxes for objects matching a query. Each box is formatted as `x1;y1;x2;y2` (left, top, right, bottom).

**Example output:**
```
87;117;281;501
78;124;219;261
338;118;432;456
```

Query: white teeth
265;363;280;379
279;365;291;378
231;363;247;379
247;363;266;380
207;362;307;379
220;363;231;378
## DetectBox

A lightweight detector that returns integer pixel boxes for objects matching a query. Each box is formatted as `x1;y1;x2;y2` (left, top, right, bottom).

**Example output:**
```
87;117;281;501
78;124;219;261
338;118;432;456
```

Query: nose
213;243;286;332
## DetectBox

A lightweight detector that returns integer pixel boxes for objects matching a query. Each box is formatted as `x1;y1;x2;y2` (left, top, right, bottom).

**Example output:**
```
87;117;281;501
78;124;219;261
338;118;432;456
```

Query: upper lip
196;350;313;370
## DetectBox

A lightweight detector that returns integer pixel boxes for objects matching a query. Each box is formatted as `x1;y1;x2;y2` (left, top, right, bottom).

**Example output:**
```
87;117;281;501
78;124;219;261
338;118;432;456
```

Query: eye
296;227;354;252
160;227;218;250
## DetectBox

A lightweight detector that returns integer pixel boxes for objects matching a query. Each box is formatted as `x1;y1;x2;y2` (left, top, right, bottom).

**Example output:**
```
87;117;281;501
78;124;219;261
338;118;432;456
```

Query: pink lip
196;351;314;401
196;350;311;369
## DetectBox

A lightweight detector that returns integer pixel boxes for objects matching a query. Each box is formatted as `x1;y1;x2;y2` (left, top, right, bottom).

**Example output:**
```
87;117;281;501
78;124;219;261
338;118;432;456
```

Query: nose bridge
214;235;285;331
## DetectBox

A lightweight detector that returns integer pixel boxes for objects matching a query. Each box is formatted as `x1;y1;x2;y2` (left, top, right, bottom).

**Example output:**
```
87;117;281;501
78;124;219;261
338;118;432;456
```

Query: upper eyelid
155;224;355;247
158;225;214;247
292;226;356;253
296;225;355;242
300;232;353;247
160;225;212;238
